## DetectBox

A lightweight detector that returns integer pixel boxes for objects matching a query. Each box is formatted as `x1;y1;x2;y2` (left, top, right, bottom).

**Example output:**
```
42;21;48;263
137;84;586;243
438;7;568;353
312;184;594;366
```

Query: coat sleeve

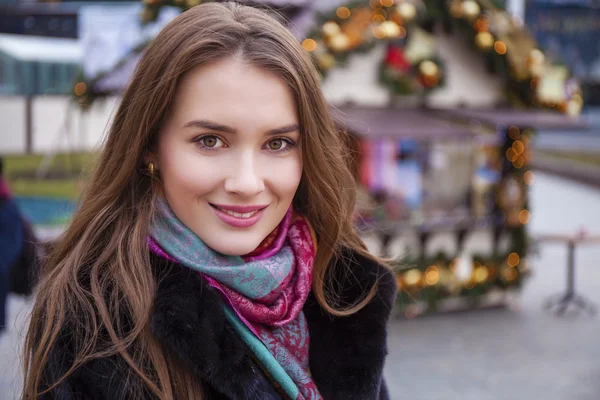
9;217;41;296
0;199;24;271
27;268;148;399
303;249;397;400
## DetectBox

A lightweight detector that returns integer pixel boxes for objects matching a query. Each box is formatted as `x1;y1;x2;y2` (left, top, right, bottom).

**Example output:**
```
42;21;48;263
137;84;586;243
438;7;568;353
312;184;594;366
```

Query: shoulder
34;259;196;399
304;245;397;324
303;246;397;399
38;257;278;399
38;325;142;400
0;198;22;226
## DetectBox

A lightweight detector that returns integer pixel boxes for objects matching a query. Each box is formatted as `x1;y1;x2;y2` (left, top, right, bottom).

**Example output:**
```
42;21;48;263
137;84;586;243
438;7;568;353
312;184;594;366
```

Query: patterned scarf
149;198;323;400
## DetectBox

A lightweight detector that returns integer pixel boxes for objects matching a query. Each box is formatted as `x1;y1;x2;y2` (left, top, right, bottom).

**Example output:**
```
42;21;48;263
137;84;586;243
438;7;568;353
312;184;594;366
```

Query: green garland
304;1;445;95
75;0;448;105
393;250;530;315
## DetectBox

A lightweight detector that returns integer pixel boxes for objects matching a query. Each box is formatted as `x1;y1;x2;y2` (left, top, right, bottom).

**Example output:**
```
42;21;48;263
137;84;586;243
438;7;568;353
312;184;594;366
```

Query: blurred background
0;0;599;399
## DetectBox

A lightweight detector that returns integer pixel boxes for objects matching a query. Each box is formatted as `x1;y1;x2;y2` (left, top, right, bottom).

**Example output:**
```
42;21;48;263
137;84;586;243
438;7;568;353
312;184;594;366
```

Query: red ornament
385;46;411;73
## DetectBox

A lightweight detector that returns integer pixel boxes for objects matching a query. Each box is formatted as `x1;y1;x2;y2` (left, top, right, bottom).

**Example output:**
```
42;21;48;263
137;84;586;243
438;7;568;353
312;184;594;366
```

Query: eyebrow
183;119;300;136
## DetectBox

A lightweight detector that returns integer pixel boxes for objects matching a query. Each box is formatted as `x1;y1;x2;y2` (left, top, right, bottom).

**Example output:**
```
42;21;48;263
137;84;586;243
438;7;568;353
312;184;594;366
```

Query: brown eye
268;139;283;150
202;136;218;147
197;135;224;150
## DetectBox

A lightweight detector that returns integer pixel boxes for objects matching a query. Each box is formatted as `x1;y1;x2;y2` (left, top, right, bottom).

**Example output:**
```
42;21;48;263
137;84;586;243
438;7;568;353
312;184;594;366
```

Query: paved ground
2;172;600;399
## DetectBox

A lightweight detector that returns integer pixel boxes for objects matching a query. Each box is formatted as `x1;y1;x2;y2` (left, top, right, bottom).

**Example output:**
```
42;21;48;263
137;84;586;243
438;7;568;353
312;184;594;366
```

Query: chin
205;237;262;257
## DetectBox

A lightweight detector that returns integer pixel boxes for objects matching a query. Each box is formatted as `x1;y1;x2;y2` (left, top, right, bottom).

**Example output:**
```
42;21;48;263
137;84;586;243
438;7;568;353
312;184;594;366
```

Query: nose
224;151;265;197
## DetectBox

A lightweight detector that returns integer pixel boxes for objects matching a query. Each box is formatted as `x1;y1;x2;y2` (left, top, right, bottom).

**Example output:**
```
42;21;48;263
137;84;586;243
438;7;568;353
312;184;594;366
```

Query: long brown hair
23;2;383;399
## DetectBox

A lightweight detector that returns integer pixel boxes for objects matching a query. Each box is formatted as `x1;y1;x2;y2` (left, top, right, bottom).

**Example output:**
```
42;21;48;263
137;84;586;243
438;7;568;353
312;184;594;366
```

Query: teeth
218;207;258;219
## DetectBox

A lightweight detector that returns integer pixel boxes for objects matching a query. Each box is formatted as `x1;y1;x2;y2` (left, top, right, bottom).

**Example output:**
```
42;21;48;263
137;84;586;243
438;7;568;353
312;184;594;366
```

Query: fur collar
150;248;396;399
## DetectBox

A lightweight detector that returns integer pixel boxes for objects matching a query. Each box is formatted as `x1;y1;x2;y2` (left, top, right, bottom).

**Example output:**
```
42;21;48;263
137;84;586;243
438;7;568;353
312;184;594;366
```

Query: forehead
171;57;298;128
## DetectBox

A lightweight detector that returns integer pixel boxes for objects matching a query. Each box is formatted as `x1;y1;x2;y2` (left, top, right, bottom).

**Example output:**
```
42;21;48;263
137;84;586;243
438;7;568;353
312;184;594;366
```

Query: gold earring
148;162;155;176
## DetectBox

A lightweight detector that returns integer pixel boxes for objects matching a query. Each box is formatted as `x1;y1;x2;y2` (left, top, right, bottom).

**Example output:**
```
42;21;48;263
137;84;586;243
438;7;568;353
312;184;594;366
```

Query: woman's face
153;57;302;256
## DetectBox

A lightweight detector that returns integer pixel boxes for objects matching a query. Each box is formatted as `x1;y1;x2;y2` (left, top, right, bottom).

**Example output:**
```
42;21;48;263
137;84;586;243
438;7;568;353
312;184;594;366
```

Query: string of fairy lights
394;241;531;317
395;248;531;315
396;251;529;317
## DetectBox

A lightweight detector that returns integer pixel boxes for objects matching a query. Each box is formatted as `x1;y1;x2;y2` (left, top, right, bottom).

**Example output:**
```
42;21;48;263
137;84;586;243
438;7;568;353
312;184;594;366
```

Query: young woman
23;3;396;399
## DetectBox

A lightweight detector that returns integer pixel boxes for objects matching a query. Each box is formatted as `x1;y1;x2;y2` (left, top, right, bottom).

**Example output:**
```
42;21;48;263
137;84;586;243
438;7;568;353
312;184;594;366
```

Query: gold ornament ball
461;0;481;19
186;0;201;6
329;33;351;52
419;60;439;77
398;3;417;21
380;20;402;38
475;31;494;50
322;21;341;37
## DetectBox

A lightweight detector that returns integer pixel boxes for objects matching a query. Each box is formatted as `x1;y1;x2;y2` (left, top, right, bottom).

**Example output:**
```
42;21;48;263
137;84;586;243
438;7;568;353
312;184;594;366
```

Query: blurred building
0;0;132;95
0;0;137;39
525;0;600;103
0;34;80;95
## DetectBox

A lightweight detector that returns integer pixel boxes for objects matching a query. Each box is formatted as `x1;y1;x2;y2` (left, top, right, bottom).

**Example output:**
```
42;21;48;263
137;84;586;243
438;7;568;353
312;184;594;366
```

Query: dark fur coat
39;248;397;400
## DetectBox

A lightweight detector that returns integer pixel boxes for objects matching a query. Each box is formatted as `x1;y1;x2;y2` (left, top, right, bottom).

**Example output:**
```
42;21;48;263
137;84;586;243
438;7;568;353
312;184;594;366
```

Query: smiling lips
210;203;269;228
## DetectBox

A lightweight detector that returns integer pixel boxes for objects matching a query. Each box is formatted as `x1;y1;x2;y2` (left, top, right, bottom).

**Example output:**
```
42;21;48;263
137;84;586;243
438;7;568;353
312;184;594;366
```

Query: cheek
159;145;221;198
266;154;303;199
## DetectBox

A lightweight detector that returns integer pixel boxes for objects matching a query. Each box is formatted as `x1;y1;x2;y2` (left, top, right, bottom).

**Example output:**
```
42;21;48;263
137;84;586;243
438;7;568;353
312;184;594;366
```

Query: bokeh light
507;253;520;268
494;40;507;55
74;82;87;96
425;265;440;286
519;210;531;224
302;38;317;52
524;171;535;186
336;6;352;19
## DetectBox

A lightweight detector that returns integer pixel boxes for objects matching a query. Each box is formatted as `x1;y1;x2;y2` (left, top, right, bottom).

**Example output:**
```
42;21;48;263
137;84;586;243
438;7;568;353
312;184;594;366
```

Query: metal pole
566;241;575;298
